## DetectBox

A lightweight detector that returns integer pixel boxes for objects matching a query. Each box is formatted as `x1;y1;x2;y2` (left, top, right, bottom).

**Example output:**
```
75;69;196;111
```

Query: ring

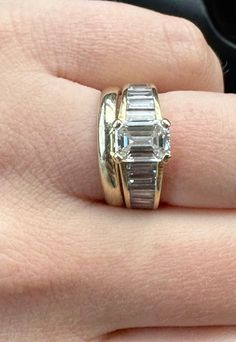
98;84;171;209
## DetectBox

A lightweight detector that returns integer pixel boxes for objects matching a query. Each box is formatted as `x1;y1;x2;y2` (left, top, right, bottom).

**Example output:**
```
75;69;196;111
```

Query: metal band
98;88;123;206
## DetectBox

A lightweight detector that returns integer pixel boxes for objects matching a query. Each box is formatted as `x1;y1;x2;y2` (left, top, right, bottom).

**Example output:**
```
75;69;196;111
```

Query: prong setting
162;118;171;129
112;119;123;129
111;151;123;163
163;152;171;163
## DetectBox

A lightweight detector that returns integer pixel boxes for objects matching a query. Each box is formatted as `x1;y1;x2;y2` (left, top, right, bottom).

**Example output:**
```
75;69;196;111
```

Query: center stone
113;120;170;163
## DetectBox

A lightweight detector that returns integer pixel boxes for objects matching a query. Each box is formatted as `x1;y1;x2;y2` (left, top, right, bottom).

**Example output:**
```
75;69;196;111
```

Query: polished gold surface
98;87;123;206
151;84;163;121
119;162;131;208
153;162;164;209
118;85;128;121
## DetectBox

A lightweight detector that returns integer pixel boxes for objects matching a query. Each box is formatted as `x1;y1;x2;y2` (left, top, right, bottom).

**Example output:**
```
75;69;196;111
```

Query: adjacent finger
89;206;236;333
104;327;236;342
2;204;236;338
8;0;223;91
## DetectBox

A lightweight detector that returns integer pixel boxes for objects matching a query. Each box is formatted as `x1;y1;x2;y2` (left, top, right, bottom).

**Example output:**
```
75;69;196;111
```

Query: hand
0;1;235;341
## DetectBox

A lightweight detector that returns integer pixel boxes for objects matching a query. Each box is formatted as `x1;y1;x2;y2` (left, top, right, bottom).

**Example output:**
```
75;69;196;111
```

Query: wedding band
98;84;171;209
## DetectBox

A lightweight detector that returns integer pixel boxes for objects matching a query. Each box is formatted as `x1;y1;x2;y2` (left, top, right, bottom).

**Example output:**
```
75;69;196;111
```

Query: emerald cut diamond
113;119;170;163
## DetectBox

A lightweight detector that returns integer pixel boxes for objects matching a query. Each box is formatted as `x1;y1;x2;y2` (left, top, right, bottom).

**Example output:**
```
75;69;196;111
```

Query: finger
2;204;236;338
160;91;236;208
2;72;235;208
89;206;236;332
33;82;235;208
104;327;236;342
9;0;223;91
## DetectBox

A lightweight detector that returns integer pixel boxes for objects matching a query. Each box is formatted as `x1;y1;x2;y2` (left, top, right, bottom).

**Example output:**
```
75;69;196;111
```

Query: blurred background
118;0;236;93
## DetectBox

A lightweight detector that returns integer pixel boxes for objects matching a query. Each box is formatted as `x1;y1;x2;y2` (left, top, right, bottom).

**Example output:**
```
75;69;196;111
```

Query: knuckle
0;4;32;52
179;17;206;46
181;19;209;66
163;17;211;79
163;16;206;49
0;5;20;42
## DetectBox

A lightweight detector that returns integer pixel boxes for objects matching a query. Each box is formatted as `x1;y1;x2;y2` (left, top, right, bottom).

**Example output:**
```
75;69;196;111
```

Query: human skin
0;0;236;341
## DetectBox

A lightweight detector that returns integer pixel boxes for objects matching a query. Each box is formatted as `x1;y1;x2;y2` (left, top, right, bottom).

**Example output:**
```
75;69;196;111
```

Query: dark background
118;0;236;93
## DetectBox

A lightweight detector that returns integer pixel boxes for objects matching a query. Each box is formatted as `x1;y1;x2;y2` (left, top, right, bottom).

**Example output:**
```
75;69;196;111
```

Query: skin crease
0;0;236;341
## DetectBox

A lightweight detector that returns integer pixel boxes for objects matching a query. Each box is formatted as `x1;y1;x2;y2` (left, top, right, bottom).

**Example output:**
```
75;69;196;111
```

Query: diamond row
126;85;156;122
122;85;159;209
122;161;157;209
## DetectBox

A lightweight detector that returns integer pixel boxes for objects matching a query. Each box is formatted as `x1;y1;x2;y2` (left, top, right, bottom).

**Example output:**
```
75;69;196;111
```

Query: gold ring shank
97;87;123;206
